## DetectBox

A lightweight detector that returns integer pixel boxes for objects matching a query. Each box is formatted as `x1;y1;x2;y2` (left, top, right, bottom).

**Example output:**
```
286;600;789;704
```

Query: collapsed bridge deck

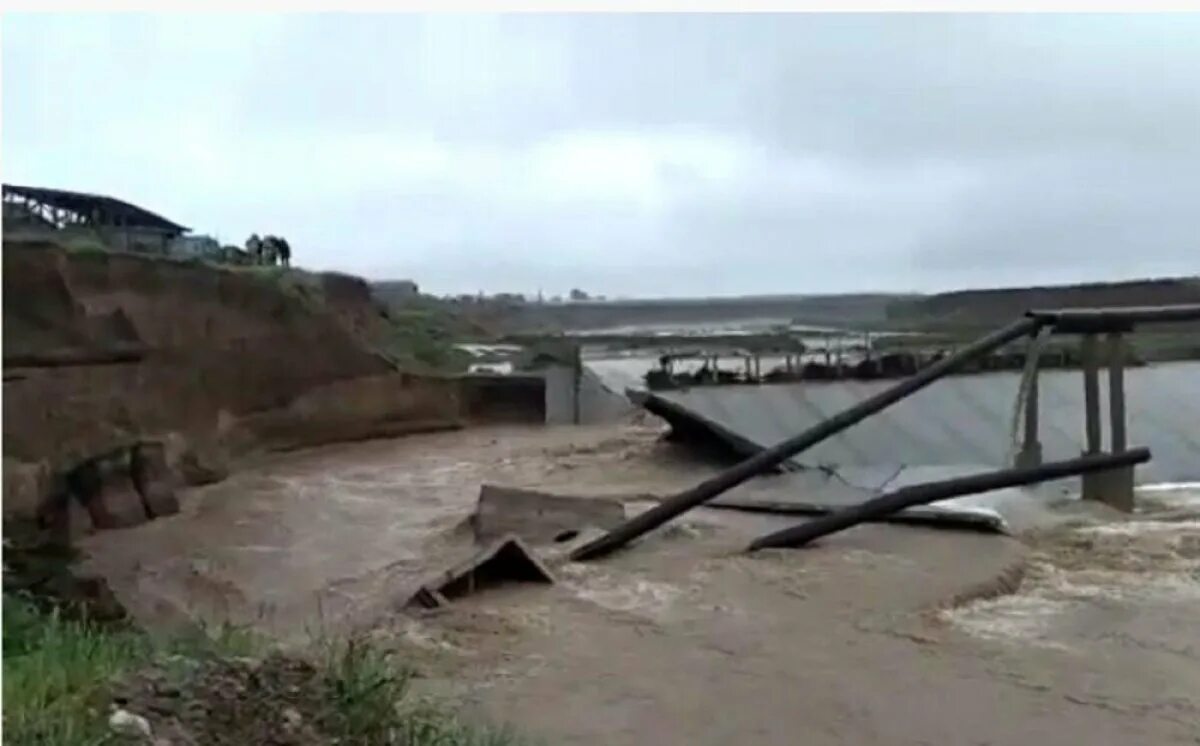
633;360;1200;486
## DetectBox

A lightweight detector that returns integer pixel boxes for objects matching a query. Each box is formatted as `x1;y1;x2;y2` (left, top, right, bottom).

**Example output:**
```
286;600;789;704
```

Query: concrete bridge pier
1079;331;1135;512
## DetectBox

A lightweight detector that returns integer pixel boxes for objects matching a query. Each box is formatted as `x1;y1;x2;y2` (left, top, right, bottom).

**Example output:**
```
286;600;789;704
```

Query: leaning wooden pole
746;447;1151;552
570;316;1045;562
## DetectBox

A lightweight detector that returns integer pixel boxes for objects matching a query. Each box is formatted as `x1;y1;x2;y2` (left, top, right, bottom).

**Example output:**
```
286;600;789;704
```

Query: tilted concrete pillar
1015;365;1043;469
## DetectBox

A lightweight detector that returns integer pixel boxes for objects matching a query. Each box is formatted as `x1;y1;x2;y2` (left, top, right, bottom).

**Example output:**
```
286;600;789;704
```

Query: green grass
230;268;477;373
2;592;258;745
374;307;474;373
316;637;521;746
3;594;147;745
3;594;524;746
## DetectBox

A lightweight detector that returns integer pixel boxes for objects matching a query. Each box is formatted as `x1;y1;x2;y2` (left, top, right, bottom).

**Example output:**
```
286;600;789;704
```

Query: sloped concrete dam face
641;361;1200;485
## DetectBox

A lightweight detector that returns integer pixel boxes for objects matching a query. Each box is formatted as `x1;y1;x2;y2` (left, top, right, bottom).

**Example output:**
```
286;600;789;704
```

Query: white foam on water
946;592;1076;651
1041;563;1200;603
1138;481;1200;493
574;579;683;617
945;507;1200;649
1137;483;1200;510
397;618;472;655
558;564;686;620
1080;519;1200;537
946;565;1200;649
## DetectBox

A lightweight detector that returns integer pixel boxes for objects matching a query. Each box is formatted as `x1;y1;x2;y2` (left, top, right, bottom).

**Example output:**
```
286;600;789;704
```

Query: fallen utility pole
745;447;1151;552
570;316;1044;562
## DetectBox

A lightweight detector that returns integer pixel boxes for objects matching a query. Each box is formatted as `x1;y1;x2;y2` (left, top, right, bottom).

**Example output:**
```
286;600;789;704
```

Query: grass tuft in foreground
3;593;523;746
3;593;148;745
318;637;522;746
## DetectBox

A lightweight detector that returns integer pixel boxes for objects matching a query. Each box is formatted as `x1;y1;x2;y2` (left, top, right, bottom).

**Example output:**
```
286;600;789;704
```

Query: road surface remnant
472;484;627;544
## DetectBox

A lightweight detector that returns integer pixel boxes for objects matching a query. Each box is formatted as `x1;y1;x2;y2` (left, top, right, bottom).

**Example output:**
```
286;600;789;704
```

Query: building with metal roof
2;183;189;254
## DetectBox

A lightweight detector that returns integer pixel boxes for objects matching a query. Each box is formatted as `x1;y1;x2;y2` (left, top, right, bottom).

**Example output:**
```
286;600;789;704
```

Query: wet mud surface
79;423;1200;744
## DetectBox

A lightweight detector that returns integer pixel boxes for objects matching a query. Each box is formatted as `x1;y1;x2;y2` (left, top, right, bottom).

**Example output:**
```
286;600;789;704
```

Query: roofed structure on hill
2;183;189;254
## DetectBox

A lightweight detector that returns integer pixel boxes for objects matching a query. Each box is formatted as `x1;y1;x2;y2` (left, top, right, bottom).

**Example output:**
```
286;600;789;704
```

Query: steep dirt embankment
2;241;462;521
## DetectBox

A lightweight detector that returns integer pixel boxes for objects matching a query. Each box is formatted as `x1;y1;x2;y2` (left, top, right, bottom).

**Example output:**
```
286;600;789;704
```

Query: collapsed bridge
568;304;1200;560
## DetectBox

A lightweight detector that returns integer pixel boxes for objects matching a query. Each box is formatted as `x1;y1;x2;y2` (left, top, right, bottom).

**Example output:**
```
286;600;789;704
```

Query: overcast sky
4;13;1198;297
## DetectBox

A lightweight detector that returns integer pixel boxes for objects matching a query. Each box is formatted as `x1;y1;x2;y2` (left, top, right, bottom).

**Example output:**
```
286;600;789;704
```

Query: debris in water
404;534;554;611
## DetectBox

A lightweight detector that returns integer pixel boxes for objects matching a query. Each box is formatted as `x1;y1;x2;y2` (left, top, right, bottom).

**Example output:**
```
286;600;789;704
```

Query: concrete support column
572;345;582;426
1080;332;1135;511
542;365;577;426
1108;332;1127;453
1081;333;1102;455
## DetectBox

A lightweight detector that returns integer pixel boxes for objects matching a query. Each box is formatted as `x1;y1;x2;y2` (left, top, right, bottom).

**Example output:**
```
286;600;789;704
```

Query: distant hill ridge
375;276;1200;332
887;276;1200;324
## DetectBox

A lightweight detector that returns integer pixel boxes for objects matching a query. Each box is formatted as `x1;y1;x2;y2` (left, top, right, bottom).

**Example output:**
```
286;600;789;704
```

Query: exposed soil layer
2;241;465;527
3;243;385;464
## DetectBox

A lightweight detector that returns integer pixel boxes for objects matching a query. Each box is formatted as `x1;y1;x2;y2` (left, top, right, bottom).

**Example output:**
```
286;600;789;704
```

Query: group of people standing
245;233;292;267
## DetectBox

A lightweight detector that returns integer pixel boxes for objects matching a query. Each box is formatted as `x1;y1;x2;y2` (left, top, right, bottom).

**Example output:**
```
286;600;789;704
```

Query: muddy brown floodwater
80;422;1200;745
79;421;702;639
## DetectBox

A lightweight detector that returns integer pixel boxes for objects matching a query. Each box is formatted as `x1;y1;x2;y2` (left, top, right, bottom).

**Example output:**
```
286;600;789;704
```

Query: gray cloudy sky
4;13;1198;297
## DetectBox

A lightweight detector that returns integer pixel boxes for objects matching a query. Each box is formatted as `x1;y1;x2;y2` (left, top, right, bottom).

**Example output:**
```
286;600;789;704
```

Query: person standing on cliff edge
246;233;262;264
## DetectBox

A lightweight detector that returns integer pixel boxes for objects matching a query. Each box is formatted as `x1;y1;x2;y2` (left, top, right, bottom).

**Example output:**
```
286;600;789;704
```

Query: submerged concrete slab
474;484;627;545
